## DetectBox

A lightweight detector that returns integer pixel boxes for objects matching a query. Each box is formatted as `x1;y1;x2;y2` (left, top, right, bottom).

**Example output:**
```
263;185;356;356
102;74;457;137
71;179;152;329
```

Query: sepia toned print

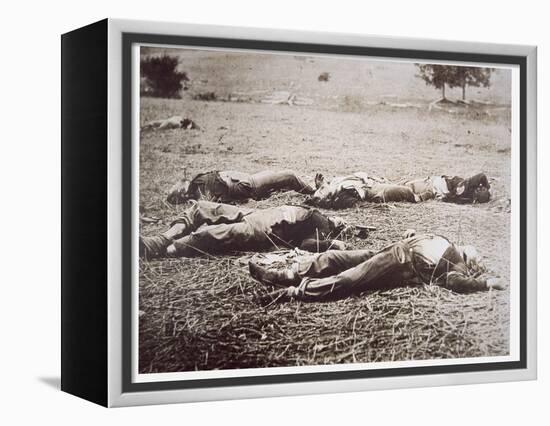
138;46;512;373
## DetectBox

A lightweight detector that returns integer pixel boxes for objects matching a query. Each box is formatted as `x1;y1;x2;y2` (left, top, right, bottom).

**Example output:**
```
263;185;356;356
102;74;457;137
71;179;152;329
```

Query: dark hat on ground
473;186;491;203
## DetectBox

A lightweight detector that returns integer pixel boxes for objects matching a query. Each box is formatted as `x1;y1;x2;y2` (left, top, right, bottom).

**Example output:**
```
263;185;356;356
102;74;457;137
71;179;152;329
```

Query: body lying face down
307;172;491;209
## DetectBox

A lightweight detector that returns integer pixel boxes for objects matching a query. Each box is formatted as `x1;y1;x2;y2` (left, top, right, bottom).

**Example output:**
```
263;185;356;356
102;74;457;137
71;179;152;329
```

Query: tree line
416;64;494;101
139;54;495;103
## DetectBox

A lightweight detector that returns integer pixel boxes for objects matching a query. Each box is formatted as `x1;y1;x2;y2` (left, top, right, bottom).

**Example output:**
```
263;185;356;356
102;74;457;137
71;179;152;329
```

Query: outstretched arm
443;272;486;293
442;272;504;293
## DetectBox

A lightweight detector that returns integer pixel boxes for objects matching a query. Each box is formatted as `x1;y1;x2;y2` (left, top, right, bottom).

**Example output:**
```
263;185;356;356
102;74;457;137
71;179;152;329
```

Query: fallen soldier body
167;170;316;204
140;200;347;259
308;172;491;208
249;231;504;303
141;115;198;130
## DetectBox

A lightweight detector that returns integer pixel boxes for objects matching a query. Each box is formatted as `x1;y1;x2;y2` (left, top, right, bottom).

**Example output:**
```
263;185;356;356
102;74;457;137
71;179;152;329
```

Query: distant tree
140;55;189;98
416;64;493;101
452;66;493;100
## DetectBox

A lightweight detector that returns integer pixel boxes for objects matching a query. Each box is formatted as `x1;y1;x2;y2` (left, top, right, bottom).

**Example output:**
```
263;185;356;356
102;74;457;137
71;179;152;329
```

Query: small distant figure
193;91;217;101
141;116;199;131
318;72;330;82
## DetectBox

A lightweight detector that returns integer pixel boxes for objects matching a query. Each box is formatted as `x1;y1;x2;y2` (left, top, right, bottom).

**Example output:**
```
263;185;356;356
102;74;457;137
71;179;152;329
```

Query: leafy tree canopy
140;55;189;98
416;64;493;100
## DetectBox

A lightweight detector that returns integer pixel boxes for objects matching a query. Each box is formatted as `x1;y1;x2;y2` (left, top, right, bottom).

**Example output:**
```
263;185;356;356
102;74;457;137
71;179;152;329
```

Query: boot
139;235;171;259
248;260;300;287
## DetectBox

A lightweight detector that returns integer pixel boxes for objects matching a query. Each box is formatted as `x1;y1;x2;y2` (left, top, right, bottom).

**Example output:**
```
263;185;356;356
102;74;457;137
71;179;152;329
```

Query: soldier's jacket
309;172;387;207
401;176;450;201
403;234;482;290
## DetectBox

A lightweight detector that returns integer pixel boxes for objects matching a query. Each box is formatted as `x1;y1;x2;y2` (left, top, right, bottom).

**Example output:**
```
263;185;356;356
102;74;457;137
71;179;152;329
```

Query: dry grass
139;255;508;372
138;51;511;373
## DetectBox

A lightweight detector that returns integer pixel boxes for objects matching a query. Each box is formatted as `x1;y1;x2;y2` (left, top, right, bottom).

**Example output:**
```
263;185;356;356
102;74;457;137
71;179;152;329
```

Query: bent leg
251;170;316;197
292;245;412;301
170;221;260;257
249;249;376;291
170;200;254;235
296;249;377;278
141;201;255;259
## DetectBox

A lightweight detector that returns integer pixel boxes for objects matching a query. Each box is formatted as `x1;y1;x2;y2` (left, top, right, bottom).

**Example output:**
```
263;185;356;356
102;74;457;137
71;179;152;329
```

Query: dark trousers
234;170;315;199
169;201;258;256
291;242;488;301
294;243;416;301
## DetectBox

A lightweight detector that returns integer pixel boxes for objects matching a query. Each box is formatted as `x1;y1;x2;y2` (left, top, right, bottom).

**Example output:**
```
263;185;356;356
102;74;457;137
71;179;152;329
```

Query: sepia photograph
135;44;518;378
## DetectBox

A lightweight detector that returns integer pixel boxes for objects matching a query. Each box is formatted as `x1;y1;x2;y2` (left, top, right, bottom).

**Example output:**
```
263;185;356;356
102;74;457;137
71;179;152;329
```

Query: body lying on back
249;231;504;303
167;169;316;204
140;200;346;259
308;172;491;208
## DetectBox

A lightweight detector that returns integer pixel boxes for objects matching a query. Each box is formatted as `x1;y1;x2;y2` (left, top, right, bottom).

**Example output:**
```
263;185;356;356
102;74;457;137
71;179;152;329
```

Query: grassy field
138;50;512;373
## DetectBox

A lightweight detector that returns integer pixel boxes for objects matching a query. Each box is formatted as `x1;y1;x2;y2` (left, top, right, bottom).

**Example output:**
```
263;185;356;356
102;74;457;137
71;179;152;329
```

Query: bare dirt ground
138;50;512;373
